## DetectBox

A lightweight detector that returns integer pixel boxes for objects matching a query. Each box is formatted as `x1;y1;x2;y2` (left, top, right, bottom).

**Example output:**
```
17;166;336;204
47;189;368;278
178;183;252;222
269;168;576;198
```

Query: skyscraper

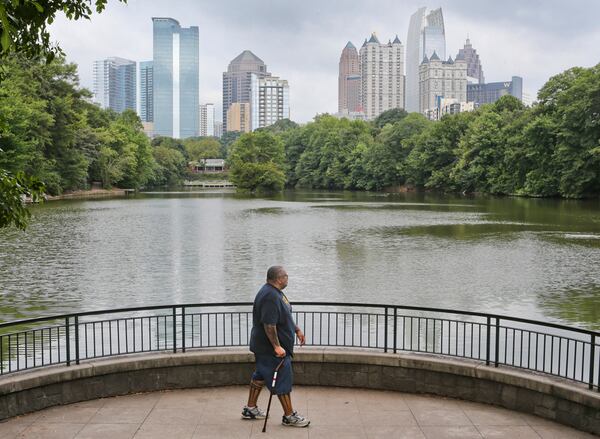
139;61;153;122
359;33;405;120
457;38;484;84
199;103;215;137
152;17;199;139
92;57;136;113
250;75;290;130
338;42;361;113
406;7;446;112
222;50;271;132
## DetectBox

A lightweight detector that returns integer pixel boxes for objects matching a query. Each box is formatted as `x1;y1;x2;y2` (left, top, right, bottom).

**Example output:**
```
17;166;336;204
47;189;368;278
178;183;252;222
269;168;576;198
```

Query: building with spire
457;38;484;84
419;51;467;116
359;33;405;120
222;50;271;132
406;7;446;112
338;41;361;113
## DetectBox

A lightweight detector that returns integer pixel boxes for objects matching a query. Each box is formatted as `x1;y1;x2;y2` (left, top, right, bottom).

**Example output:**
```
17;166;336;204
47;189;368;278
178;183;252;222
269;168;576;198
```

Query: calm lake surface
1;190;599;330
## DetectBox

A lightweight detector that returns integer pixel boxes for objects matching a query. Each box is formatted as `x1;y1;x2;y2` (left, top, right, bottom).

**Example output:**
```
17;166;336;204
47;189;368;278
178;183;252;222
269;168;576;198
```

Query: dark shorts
251;354;293;395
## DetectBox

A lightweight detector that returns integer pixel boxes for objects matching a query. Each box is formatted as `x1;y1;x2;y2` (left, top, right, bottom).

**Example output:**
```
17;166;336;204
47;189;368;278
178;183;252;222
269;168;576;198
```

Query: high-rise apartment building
222;51;271;132
213;121;223;138
457;38;484;84
467;76;523;105
338;42;361;113
419;52;467;114
139;61;153;122
152;17;199;139
359;33;405;120
199;103;215;137
250;75;290;130
406;7;446;112
92;57;136;113
226;102;251;133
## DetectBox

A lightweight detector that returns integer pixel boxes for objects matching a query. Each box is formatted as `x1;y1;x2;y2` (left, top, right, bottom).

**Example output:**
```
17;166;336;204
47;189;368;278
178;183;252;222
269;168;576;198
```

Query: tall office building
359;33;405;120
457;38;484;84
250;75;290;130
213;121;223;138
467;76;523;105
338;42;361;113
227;102;251;132
419;52;467;114
406;7;446;112
92;57;136;113
222;50;271;131
199;103;215;137
139;61;153;122
152;17;199;138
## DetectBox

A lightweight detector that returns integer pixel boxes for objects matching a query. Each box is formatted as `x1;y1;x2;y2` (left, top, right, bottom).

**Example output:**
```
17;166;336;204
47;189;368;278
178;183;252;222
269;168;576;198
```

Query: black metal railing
0;302;598;391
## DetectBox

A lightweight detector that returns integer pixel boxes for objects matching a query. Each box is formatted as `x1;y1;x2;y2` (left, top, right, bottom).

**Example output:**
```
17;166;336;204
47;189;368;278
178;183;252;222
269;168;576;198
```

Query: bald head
267;266;288;290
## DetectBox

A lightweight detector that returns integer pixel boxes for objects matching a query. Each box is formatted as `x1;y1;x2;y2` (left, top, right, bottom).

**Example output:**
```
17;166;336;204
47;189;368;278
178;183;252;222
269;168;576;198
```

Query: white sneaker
282;411;310;427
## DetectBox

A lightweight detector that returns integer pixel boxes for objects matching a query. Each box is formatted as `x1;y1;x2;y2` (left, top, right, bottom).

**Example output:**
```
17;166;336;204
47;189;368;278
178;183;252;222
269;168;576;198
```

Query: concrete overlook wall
0;349;598;435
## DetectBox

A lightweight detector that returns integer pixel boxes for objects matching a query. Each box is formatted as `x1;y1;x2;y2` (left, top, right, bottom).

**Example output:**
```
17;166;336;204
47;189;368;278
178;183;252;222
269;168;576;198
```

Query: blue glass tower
152;17;199;138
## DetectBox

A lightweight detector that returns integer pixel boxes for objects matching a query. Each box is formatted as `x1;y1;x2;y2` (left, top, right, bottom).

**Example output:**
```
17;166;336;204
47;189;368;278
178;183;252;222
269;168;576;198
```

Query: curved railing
0;302;598;391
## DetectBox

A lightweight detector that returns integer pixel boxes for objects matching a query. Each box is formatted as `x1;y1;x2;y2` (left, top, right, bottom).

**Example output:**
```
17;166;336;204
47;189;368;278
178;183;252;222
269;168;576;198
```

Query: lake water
0;190;599;330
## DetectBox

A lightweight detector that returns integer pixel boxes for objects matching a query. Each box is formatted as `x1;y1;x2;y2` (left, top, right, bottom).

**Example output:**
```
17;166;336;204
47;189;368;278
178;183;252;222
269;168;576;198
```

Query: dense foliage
227;131;286;193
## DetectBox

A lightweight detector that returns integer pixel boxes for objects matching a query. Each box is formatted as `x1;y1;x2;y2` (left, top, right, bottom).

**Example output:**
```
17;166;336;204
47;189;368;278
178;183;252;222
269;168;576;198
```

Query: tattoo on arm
264;324;280;349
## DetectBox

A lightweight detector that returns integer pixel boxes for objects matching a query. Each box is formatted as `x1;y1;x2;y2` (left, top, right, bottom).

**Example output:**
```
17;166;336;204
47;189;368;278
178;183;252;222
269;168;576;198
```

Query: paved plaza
0;385;595;438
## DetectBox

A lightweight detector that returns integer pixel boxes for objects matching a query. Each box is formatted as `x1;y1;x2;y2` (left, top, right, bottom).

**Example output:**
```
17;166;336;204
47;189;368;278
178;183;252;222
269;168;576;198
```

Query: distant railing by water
0;302;598;391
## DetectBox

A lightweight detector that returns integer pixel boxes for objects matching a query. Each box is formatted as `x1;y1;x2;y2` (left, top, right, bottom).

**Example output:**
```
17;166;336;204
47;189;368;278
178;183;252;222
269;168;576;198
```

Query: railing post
74;316;80;365
384;307;388;353
485;316;491;366
393;307;398;354
182;307;186;353
172;307;177;353
65;317;71;367
495;318;500;367
590;334;596;391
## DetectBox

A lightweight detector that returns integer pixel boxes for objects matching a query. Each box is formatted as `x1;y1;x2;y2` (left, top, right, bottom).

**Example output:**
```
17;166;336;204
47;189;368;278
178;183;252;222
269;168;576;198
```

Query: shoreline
44;188;134;201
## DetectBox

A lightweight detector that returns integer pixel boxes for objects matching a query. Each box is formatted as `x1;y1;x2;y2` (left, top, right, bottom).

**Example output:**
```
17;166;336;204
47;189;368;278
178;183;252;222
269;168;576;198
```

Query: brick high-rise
338;42;361;113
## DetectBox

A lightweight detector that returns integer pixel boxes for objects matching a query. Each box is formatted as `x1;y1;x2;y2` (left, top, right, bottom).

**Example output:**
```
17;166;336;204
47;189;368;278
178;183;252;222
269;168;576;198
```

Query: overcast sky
48;0;600;123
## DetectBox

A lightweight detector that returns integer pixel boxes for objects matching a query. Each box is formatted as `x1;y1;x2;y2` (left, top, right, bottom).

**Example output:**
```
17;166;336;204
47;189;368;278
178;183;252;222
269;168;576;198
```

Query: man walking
242;266;310;428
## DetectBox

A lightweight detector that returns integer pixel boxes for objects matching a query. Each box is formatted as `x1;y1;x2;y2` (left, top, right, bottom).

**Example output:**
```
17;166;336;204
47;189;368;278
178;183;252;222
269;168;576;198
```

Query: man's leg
242;369;266;420
247;378;264;408
277;393;293;416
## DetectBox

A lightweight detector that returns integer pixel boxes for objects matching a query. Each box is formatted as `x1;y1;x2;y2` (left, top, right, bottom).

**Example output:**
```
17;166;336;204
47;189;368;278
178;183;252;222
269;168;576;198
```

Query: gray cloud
48;0;600;123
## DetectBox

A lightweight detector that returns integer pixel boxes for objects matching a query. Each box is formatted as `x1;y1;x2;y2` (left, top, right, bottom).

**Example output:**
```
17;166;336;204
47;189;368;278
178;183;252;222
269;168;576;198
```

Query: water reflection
0;191;598;331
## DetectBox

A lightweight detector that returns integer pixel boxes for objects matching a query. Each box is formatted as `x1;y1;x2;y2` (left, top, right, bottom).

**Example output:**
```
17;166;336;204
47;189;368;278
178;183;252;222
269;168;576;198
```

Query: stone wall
0;349;598;435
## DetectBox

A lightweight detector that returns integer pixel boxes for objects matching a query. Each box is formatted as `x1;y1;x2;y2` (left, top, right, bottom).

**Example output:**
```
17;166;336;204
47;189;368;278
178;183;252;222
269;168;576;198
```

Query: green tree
228;131;286;192
362;113;430;190
184;137;221;162
373;108;408;129
294;115;372;189
219;131;242;158
151;145;186;186
0;168;44;229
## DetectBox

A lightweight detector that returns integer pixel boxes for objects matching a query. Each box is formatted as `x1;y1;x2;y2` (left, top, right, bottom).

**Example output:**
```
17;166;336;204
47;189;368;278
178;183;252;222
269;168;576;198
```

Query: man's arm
264;324;286;357
295;325;306;346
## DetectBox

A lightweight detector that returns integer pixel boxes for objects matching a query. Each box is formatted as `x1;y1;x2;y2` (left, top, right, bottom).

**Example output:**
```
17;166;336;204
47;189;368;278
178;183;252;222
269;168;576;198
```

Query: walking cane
262;358;286;433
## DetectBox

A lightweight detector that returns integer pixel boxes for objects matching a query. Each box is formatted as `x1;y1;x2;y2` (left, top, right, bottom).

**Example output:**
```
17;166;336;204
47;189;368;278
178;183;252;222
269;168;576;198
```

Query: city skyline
48;0;600;123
